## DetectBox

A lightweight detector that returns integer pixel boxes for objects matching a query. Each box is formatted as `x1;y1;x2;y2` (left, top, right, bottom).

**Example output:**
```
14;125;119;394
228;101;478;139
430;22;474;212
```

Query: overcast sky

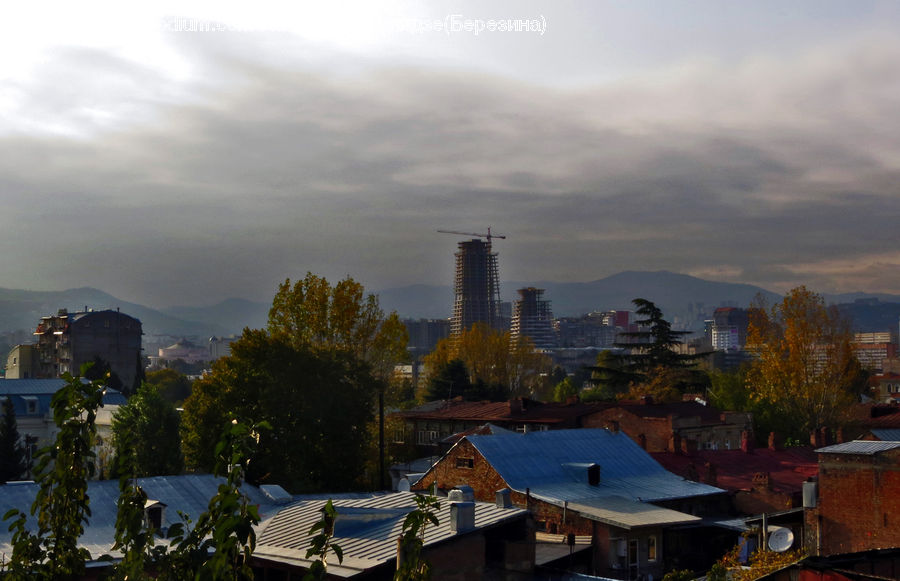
2;1;900;308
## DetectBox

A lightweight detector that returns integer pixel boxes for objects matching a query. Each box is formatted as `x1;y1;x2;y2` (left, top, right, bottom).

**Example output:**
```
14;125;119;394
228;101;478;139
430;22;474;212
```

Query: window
23;397;38;415
456;457;474;469
393;428;406;444
417;430;426;445
428;430;438;443
647;536;657;561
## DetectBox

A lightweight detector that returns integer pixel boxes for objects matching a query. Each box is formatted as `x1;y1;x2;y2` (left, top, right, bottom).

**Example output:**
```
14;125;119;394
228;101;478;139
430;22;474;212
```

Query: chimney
836;427;845;444
449;501;475;533
495;488;512;508
810;429;822;448
704;461;718;486
587;463;601;486
752;471;771;491
768;431;781;450
670;433;682;454
740;430;754;453
819;427;831;447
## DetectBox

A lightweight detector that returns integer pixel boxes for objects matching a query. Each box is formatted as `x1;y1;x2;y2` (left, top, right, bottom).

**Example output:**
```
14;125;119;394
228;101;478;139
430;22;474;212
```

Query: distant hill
0;287;264;338
377;271;784;331
0;273;897;342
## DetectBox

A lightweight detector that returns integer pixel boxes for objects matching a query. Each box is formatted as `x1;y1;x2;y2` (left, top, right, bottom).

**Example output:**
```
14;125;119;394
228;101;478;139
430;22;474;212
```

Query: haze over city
3;1;900;308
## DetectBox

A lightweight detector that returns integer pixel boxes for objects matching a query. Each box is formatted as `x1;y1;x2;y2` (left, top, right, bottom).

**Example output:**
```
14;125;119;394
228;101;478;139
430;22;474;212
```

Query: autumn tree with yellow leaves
746;286;865;441
422;323;551;401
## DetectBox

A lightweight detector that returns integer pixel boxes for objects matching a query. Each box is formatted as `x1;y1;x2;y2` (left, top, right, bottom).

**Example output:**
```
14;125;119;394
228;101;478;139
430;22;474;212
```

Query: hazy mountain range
1;271;899;339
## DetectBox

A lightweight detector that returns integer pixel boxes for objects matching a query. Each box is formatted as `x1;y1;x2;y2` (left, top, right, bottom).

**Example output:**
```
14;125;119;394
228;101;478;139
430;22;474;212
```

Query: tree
552;377;578;403
422;323;550;401
112;382;184;477
3;368;106;579
395;494;440;581
0;396;27;483
181;329;377;492
268;272;408;375
303;499;343;581
591;299;709;397
747;286;864;440
145;368;193;405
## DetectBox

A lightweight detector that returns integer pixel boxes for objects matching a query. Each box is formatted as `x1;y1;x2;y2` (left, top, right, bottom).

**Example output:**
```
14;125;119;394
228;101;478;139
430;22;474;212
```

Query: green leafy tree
303;499;343;581
0;396;27;483
3;367;106;579
424;359;472;401
552;377;578;403
145;368;193;405
112;382;184;477
182;329;377;492
395;494;441;581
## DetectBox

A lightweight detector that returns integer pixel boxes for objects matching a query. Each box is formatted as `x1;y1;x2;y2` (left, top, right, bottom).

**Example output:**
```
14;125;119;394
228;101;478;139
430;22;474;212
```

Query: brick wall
582;409;673;452
816;449;900;555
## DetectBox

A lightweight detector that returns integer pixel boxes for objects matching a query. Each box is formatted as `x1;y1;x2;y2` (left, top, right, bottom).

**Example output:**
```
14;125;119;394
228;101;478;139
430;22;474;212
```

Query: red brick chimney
741;430;754;453
768;432;781;450
704;461;718;486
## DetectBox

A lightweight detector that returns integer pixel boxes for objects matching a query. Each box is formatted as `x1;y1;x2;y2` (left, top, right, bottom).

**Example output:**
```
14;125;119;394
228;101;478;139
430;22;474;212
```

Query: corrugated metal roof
869;429;900;442
466;429;723;504
254;491;527;577
565;496;700;529
816;440;900;455
0;474;279;561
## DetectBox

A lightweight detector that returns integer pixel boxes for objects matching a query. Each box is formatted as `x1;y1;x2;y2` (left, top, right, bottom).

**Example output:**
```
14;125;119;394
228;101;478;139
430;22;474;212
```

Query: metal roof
466;429;723;504
565;496;701;529
0;474;279;561
869;429;900;442
816;440;900;455
254;491;527;577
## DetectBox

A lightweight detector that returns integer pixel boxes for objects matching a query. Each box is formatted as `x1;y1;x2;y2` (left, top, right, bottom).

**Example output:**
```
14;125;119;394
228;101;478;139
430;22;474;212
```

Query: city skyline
3;2;900;308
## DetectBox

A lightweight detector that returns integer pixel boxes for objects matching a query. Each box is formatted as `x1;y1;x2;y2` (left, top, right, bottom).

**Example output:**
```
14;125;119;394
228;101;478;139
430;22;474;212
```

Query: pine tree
0;396;27;483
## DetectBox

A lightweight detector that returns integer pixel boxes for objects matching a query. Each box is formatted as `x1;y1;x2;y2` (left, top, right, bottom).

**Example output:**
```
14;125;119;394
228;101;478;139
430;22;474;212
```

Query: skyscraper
510;287;557;348
450;238;502;336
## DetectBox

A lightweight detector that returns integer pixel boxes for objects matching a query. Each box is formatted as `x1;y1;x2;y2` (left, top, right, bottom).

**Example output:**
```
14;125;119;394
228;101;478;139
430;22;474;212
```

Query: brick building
411;428;729;578
393;397;603;453
804;441;900;557
582;399;753;453
651;444;818;515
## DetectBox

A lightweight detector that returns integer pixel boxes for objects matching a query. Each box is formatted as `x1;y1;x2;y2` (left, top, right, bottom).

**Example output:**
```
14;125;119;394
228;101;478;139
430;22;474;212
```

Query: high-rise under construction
450;238;502;336
511;287;557;348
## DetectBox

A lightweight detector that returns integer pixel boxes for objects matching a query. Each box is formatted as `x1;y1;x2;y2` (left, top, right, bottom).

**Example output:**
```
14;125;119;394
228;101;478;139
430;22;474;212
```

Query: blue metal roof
0;379;126;416
870;429;900;442
466;428;723;504
816;440;900;455
0;474;279;561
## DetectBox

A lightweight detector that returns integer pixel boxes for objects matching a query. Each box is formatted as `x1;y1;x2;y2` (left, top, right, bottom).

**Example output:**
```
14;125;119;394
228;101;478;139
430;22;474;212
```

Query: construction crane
436;227;507;241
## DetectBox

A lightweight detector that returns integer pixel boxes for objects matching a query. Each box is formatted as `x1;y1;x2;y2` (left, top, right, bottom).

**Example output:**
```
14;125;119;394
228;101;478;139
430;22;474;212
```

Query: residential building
208;334;238;360
0;474;284;572
403;318;451;357
804;440;900;557
581;399;754;453
853;332;897;372
510;287;557;348
392;398;603;453
411;428;733;579
651;442;819;515
710;307;749;352
14;308;143;393
0;379;127;469
252;489;533;580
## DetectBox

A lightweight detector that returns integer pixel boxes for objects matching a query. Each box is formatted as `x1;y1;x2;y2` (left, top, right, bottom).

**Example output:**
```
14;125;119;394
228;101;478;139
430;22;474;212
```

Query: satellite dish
767;526;794;552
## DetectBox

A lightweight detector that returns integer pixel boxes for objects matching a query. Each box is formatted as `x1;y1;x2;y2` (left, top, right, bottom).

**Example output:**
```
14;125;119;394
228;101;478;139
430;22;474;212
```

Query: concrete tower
451;238;502;336
511;287;557;348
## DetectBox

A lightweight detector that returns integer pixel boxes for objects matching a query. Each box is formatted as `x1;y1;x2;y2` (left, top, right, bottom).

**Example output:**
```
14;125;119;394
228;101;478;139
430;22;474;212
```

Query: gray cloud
2;26;900;307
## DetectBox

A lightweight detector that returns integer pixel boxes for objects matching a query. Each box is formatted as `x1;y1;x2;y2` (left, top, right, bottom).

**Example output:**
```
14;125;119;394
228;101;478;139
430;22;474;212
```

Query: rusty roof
395;398;604;424
650;447;818;495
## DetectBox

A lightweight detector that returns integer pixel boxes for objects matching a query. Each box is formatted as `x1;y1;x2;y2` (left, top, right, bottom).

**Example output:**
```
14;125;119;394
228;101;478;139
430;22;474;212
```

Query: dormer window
144;500;167;530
